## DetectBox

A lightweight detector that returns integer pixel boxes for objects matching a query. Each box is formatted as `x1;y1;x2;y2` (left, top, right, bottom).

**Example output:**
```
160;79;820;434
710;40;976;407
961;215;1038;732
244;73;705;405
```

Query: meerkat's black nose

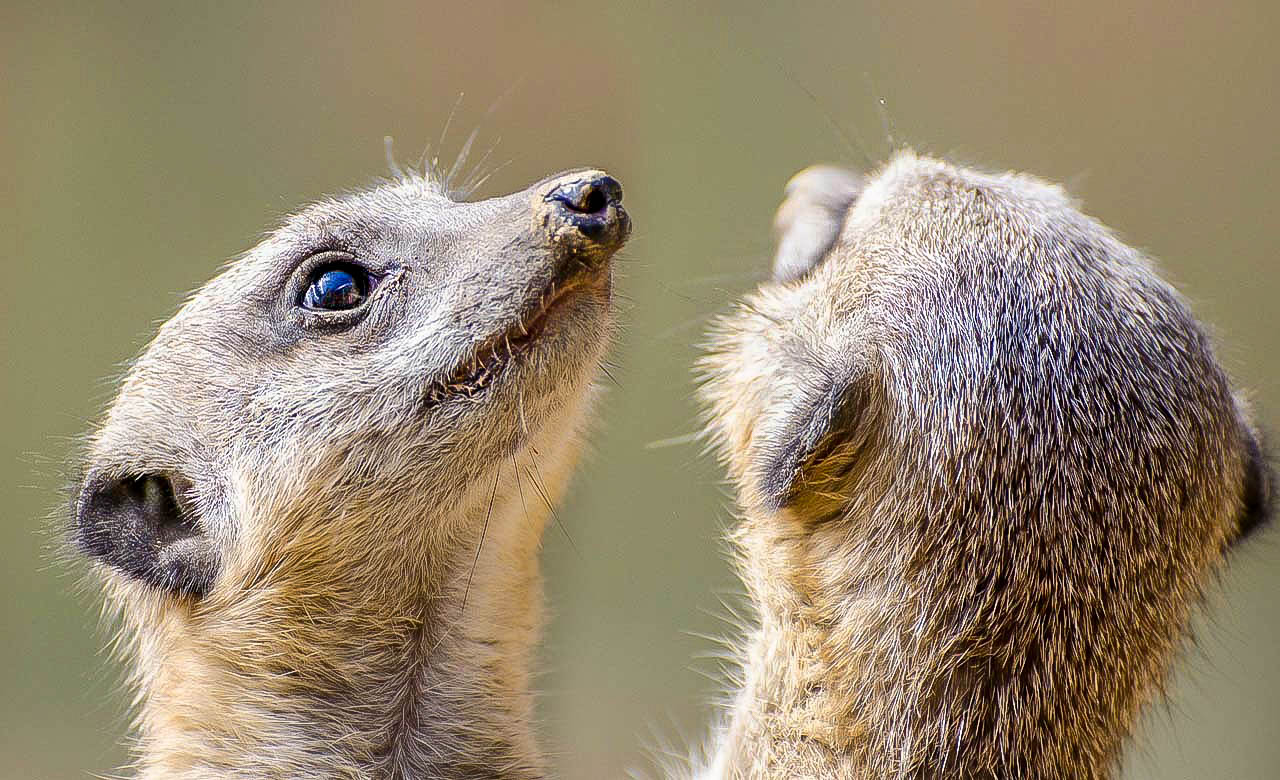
549;174;621;215
546;174;628;241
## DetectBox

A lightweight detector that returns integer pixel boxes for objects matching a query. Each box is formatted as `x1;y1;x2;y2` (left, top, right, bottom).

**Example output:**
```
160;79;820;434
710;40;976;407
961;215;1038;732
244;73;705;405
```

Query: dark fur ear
1237;429;1274;542
74;471;218;598
755;363;875;513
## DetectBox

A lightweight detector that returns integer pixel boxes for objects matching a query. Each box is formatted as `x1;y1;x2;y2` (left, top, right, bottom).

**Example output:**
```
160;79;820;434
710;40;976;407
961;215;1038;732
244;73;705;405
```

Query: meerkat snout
545;173;622;220
72;163;629;777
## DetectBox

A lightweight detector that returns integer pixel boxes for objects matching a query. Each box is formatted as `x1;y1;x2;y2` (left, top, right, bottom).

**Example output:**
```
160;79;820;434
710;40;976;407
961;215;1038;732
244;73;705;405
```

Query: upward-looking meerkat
698;152;1271;778
72;165;629;778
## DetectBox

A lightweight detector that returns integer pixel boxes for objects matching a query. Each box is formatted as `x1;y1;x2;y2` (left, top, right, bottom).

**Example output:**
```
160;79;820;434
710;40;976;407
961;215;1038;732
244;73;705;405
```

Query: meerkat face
74;170;629;599
703;151;1269;545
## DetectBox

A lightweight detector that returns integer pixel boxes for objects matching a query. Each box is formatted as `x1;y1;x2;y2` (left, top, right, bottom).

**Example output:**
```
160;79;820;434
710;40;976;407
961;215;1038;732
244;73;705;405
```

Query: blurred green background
3;1;1277;777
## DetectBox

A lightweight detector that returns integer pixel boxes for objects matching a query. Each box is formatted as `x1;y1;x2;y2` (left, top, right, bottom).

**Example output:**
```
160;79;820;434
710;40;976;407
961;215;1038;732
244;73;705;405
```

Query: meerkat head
73;169;629;605
700;151;1270;775
705;152;1269;538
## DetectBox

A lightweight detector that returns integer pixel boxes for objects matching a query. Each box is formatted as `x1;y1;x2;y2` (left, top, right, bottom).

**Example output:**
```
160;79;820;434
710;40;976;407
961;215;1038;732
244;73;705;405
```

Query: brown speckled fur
697;153;1271;779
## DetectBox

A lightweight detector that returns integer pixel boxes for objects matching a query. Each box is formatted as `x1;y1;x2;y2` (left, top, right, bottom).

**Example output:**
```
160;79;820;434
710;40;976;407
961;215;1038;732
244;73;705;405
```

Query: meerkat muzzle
417;170;630;406
537;170;631;257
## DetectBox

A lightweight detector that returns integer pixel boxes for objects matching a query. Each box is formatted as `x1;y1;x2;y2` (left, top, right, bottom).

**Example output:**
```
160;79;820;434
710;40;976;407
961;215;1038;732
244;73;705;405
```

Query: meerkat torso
72;168;629;778
698;153;1271;779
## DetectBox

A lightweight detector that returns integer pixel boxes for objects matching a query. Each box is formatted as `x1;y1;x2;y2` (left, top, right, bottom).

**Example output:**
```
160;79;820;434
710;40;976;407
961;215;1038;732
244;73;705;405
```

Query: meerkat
697;152;1272;779
72;165;630;778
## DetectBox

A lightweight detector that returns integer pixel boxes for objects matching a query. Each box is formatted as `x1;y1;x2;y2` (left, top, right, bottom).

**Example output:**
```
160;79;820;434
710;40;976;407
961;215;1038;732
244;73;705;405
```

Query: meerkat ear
772;165;863;283
1238;429;1274;542
754;358;877;513
74;471;218;598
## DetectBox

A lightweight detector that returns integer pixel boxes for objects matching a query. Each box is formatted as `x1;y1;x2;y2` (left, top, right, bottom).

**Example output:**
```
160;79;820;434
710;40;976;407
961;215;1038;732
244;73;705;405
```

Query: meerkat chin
697;151;1271;779
72;167;629;779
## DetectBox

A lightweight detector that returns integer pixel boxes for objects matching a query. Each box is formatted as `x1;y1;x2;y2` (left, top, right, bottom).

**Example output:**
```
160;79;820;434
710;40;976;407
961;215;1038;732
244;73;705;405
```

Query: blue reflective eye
302;266;368;311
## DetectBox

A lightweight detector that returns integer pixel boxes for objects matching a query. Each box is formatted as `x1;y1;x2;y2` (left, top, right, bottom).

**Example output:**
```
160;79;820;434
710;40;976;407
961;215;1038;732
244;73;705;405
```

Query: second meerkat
698;153;1271;779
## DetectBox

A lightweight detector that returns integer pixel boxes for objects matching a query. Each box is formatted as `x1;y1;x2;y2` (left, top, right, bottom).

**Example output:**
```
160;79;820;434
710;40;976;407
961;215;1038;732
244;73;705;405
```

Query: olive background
3;2;1277;777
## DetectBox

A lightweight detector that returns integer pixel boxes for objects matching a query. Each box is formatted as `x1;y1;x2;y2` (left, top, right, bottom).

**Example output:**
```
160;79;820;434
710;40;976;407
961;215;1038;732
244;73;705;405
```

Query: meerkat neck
711;520;875;778
715;514;1139;780
125;455;563;780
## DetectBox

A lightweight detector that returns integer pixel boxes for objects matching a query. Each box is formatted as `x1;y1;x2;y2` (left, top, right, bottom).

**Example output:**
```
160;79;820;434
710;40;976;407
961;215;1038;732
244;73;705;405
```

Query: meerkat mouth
425;275;602;404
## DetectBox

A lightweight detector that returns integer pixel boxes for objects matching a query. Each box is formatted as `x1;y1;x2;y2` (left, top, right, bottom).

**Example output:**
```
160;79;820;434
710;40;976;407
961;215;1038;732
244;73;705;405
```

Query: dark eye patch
301;264;370;311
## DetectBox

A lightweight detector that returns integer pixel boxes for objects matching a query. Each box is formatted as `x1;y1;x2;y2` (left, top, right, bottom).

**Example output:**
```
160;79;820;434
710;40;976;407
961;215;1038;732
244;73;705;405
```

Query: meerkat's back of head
699;151;1271;779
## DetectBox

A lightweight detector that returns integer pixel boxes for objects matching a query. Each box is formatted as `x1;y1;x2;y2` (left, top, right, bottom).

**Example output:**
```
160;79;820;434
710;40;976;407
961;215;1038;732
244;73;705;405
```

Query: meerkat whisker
461;464;501;618
526;458;580;559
